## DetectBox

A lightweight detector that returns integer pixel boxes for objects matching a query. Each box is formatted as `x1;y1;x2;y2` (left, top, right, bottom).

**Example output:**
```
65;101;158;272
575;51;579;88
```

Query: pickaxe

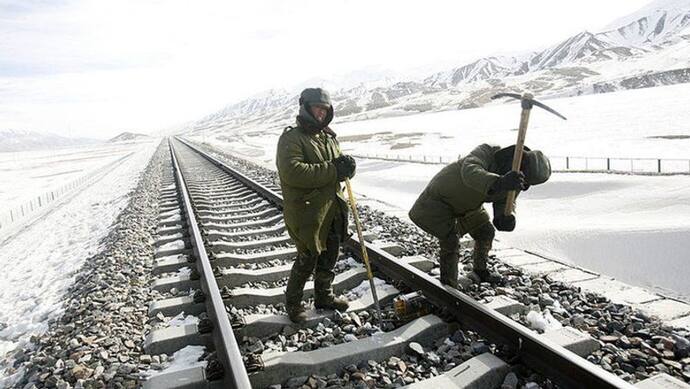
491;92;567;216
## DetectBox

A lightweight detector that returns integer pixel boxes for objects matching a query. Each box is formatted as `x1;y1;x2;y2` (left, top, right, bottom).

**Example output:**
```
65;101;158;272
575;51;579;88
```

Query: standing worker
276;88;356;323
409;144;551;287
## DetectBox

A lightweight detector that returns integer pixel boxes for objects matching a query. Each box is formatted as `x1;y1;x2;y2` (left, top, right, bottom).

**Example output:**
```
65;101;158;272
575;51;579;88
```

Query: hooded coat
276;88;349;255
409;143;551;239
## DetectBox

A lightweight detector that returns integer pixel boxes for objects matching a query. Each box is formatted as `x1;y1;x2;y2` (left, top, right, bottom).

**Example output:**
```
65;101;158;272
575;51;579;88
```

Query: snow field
0;143;148;211
0;141;158;359
333;82;690;161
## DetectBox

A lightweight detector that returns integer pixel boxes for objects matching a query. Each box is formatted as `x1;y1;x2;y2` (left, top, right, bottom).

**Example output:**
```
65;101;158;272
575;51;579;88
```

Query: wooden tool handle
344;178;383;323
505;108;531;216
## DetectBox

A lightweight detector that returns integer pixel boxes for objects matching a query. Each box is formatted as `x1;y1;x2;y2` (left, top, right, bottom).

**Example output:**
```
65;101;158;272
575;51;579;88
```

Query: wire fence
351;152;690;175
0;152;134;232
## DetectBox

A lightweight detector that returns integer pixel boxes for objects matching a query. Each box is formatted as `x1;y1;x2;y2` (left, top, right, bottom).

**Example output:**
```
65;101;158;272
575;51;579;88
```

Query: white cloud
0;0;652;138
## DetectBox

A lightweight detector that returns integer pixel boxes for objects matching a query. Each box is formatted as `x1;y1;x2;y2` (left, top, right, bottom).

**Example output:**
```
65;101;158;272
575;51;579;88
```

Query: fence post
566;157;569;170
658;159;661;173
607;158;610;171
630;159;634;172
585;158;588;170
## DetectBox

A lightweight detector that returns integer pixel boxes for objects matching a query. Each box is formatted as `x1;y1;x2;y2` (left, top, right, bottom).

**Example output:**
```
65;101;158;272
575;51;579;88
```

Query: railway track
140;138;636;389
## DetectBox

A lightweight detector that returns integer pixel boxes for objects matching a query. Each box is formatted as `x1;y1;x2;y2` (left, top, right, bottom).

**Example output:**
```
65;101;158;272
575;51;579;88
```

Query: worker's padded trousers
285;223;341;308
438;221;495;287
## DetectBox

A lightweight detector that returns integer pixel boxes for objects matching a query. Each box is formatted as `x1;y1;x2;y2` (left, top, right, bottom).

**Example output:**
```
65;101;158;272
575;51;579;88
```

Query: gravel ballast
194;140;690;385
1;142;169;389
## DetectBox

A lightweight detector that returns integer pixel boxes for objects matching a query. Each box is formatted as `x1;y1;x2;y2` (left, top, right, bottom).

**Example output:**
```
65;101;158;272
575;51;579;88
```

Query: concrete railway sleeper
136;138;677;389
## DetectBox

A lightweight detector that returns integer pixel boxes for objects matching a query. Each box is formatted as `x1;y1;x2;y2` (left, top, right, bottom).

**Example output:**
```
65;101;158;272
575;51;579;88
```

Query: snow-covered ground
0;140;158;359
0;142;149;211
334;82;690;161
188;83;690;301
350;158;690;300
202;82;690;166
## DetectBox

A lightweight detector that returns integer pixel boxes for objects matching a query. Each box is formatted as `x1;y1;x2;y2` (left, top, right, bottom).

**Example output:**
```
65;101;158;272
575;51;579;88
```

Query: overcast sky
0;0;651;139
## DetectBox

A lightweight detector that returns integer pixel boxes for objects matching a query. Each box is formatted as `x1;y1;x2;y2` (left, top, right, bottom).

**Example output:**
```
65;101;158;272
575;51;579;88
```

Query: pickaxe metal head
491;92;567;121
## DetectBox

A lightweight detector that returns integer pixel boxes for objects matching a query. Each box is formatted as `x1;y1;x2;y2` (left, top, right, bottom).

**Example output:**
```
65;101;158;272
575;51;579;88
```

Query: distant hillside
0;129;99;152
108;132;151;143
185;0;690;136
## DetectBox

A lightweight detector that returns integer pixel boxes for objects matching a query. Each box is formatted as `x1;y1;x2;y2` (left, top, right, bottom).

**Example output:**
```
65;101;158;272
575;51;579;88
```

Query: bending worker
276;88;356;323
409;144;551;287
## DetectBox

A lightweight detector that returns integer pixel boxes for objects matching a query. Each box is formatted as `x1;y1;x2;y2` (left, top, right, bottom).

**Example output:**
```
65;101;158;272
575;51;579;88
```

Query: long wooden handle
505;108;531;216
344;178;383;324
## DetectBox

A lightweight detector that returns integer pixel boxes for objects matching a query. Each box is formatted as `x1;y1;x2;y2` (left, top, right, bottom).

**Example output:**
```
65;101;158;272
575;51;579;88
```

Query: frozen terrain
197;82;690;168
0;140;158;361
187;83;690;301
0;142;150;211
350;159;690;300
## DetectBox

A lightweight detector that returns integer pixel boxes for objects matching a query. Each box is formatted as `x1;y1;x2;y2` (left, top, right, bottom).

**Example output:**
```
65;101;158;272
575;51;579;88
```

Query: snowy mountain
185;0;690;136
602;0;690;46
107;132;151;143
0;129;99;152
425;56;520;87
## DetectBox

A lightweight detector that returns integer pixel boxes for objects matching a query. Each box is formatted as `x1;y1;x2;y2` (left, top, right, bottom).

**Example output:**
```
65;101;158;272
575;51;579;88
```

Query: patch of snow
167;312;199;327
338;256;360;268
177;267;192;277
155;253;186;263
141;345;206;378
345;278;387;300
156;240;185;253
526;310;563;333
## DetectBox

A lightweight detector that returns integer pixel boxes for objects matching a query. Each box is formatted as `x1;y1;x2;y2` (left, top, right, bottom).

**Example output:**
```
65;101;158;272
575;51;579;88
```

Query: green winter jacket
409;144;550;239
276;90;348;255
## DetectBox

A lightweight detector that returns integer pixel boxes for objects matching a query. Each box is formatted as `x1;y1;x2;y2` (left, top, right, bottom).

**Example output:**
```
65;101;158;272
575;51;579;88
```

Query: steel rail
174;137;633;389
169;139;252;389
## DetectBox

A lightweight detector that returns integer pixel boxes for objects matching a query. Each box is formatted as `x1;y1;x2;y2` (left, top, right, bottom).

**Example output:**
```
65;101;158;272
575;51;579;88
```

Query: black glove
493;214;516;232
490;171;526;193
334;155;356;181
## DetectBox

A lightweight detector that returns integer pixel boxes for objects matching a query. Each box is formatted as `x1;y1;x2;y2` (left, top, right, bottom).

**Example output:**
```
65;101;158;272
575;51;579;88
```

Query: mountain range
107;132;151;143
185;0;690;136
0;129;99;152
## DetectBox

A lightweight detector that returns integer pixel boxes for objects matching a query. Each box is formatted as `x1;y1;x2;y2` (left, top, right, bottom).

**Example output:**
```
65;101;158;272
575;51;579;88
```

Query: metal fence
351;153;690;174
549;156;690;174
0;152;134;233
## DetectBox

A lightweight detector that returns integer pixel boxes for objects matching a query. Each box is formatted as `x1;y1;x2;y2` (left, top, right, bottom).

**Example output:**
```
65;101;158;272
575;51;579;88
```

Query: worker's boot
314;233;349;311
467;223;502;284
286;304;308;324
469;269;502;284
285;253;316;324
314;294;350;311
438;235;460;289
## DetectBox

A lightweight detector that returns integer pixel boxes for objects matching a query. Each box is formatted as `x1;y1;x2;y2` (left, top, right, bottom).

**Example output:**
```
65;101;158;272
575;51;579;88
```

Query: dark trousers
285;223;341;307
438;221;495;287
